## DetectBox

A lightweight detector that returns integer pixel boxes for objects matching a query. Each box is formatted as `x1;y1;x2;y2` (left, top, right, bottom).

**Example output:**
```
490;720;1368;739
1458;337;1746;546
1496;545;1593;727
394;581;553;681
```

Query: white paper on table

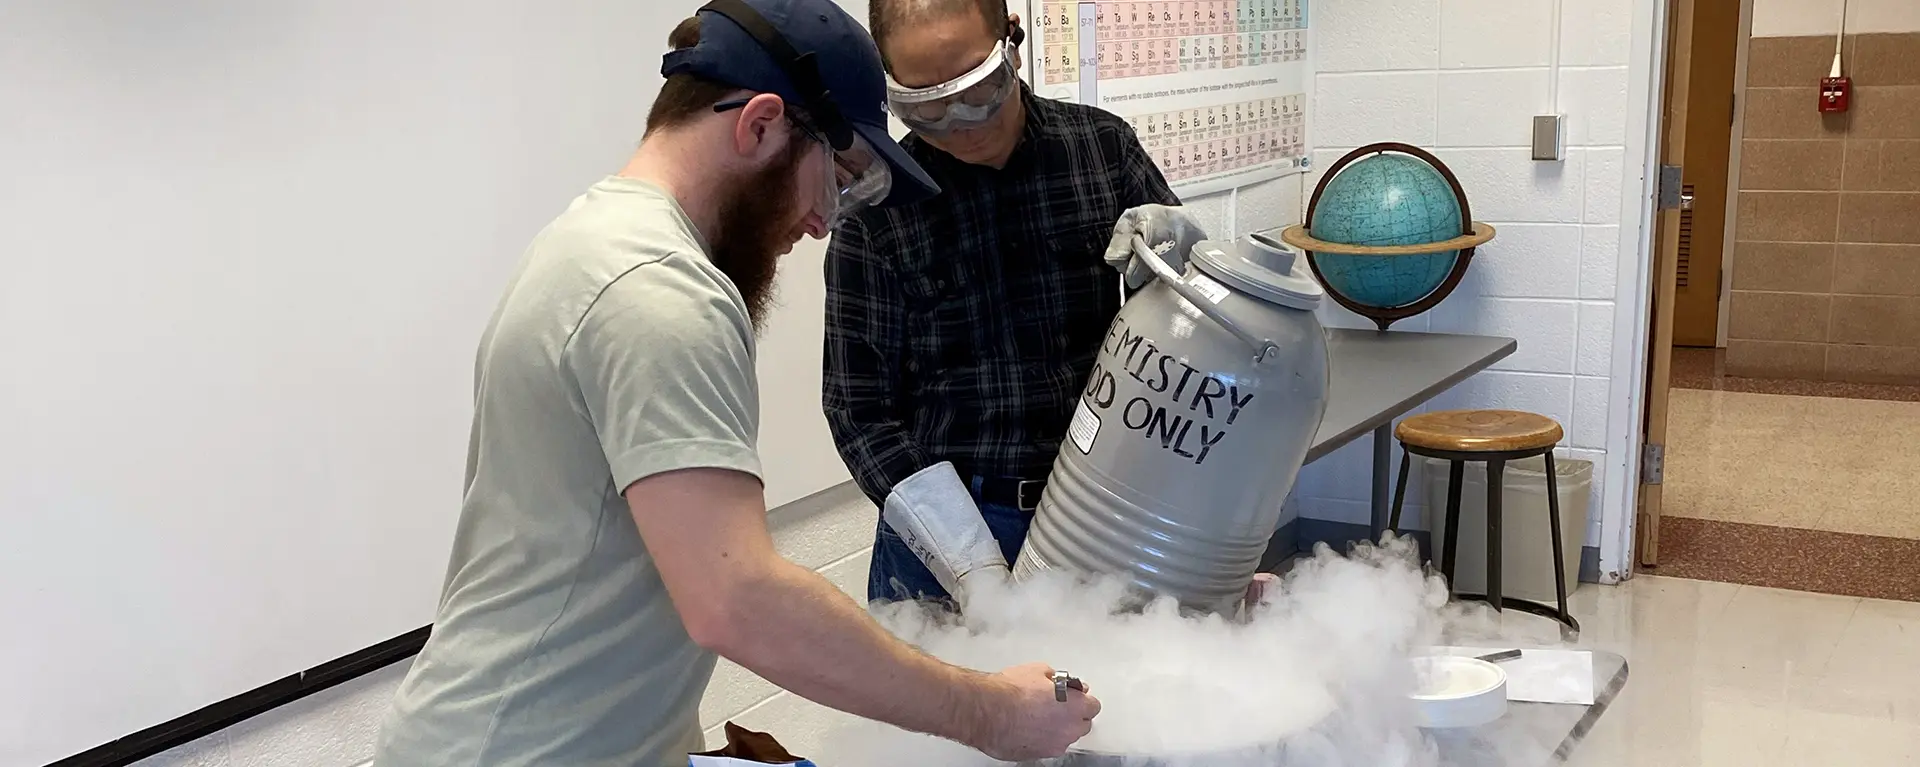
1433;646;1596;705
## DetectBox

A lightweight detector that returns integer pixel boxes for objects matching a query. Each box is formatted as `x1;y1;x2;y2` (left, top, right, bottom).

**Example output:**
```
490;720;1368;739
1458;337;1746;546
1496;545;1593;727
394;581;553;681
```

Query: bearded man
371;1;1099;765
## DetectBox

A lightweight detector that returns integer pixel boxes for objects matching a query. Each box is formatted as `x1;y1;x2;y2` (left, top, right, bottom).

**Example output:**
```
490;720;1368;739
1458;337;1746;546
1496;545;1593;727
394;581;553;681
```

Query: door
1639;0;1698;568
1672;0;1741;347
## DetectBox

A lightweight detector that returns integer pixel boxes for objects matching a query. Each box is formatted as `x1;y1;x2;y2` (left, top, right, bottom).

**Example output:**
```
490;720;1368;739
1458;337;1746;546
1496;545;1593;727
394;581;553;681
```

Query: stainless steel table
1435;650;1630;765
1306;330;1518;536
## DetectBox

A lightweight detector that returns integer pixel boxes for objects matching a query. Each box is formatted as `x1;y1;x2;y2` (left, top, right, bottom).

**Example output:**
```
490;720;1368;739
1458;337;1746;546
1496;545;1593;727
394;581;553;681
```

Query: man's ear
730;92;790;160
1006;14;1026;70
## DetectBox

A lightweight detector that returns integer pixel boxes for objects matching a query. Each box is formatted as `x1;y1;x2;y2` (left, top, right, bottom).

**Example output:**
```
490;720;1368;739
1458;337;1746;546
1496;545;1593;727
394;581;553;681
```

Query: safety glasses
801;119;892;227
884;39;1019;136
715;99;893;227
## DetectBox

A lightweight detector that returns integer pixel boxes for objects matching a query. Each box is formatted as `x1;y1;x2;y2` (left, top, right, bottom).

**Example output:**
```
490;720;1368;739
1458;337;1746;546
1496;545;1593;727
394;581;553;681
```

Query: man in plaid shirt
824;0;1211;604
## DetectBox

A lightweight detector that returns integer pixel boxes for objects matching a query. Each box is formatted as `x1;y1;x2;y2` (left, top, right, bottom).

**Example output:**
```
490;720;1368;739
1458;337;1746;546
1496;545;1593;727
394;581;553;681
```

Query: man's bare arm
625;467;1090;756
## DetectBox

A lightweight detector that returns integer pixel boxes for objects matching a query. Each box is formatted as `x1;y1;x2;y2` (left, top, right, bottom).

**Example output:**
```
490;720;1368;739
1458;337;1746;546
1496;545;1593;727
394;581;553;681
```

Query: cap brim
854;120;939;208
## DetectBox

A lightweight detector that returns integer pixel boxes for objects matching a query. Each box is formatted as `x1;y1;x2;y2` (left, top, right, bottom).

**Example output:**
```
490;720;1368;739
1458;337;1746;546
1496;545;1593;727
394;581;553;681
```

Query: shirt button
935;279;948;292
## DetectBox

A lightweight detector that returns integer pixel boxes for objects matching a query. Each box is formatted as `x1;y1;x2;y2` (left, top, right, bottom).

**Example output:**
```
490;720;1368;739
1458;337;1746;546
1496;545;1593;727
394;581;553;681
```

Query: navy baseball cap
661;0;940;209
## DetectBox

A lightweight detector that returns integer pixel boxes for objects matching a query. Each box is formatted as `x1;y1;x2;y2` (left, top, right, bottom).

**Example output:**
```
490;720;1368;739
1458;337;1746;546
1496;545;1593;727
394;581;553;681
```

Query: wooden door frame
1716;0;1757;347
1628;0;1702;570
1597;0;1685;578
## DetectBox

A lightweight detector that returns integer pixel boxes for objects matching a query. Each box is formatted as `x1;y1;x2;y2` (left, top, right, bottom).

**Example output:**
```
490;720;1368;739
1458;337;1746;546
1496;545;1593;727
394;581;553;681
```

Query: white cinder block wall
1289;0;1641;558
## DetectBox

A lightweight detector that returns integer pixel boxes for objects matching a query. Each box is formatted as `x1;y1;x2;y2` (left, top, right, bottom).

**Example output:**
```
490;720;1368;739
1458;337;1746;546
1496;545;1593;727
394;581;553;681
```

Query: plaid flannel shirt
822;88;1179;505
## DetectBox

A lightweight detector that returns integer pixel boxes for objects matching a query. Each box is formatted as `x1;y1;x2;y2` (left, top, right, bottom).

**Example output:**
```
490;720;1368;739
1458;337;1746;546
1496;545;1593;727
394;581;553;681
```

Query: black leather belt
976;476;1047;512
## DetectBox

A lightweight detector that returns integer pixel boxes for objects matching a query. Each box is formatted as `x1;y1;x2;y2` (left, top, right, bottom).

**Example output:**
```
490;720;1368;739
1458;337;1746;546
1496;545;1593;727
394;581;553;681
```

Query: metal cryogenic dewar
1012;231;1330;614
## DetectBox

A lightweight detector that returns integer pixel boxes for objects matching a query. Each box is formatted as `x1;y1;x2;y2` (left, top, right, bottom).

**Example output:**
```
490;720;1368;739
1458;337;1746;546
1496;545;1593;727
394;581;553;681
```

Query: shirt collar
1000;84;1050;170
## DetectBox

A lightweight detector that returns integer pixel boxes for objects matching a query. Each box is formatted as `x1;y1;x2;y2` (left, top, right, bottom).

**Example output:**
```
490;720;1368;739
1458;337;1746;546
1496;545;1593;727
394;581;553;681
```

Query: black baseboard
47;627;430;767
42;482;881;767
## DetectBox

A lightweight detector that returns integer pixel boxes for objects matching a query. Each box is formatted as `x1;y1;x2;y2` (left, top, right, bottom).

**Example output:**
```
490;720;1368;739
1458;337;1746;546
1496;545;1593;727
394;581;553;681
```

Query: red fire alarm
1819;20;1850;113
1820;76;1851;113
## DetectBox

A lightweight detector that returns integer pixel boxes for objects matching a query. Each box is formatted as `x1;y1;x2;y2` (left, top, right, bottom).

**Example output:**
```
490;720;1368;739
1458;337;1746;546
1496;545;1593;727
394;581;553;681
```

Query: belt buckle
1016;479;1044;511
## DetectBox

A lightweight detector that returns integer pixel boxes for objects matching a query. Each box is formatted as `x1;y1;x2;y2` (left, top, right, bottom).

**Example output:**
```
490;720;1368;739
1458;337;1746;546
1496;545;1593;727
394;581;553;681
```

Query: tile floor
1664;387;1920;540
1657;347;1920;601
1670;347;1920;403
1562;575;1920;767
1651;516;1920;602
729;574;1920;766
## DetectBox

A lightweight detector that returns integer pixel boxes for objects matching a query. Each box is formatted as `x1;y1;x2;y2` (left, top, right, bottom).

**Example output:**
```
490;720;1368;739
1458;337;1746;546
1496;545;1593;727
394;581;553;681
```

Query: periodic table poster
1026;1;1312;196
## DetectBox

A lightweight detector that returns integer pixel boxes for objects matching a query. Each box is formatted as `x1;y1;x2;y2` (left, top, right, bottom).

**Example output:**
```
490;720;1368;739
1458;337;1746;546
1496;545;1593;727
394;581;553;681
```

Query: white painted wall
3;1;863;762
1753;0;1920;37
126;485;879;767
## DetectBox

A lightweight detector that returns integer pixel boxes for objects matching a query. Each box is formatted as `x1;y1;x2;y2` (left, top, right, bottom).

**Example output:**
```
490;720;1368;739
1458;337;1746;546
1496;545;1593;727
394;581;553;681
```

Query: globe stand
1280;142;1497;331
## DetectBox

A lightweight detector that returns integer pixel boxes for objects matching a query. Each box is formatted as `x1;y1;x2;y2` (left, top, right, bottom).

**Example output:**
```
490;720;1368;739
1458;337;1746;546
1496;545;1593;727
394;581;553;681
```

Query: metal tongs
1052;670;1087;702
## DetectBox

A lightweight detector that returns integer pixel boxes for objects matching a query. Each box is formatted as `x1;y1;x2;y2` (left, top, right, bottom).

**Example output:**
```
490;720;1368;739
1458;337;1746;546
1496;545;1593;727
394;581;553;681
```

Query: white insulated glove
1103;204;1210;290
881;462;1010;602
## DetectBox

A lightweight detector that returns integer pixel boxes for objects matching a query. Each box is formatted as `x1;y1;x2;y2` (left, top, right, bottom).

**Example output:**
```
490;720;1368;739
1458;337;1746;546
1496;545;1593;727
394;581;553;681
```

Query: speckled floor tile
1649;517;1920;602
1665;388;1920;538
1672;347;1920;402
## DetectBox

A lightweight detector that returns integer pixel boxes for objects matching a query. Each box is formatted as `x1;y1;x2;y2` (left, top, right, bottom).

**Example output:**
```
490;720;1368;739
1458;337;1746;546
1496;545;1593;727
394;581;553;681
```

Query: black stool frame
1387;443;1580;639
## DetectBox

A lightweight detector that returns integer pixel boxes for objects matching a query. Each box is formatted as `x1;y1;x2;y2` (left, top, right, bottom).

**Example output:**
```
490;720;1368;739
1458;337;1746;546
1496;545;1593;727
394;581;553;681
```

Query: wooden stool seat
1395;409;1565;453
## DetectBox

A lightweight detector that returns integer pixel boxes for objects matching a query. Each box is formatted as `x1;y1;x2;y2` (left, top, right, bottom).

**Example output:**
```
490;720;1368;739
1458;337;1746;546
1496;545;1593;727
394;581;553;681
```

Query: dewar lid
1189;231;1325;311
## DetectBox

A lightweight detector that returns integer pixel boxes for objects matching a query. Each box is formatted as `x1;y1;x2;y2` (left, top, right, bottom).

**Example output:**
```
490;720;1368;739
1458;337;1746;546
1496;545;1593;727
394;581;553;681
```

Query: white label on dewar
1188;273;1230;304
1068;399;1101;454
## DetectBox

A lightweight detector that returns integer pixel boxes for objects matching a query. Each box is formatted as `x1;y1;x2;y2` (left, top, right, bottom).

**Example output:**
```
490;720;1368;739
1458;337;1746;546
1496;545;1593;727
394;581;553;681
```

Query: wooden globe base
1295;142;1494;331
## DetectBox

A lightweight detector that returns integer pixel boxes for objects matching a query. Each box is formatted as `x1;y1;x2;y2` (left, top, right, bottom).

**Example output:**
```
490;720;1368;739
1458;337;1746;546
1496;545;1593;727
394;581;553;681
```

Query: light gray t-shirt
373;176;761;767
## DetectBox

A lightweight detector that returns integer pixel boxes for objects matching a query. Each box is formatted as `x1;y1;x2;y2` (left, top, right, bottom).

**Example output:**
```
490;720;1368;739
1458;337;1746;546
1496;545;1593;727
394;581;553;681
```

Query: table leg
1370;423;1391;538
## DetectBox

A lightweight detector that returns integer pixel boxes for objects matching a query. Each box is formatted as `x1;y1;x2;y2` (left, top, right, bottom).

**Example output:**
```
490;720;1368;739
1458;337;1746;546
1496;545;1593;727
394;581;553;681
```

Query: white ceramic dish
1409;655;1509;729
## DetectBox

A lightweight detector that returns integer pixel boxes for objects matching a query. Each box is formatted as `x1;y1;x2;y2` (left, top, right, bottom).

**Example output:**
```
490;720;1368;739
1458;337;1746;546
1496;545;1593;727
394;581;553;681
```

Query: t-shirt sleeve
563;256;762;493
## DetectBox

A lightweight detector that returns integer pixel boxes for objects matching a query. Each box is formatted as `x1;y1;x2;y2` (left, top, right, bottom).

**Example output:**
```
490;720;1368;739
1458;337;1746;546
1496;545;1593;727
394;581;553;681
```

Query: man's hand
972;663;1101;761
1103;204;1210;289
627;468;1095;756
1245;572;1278;606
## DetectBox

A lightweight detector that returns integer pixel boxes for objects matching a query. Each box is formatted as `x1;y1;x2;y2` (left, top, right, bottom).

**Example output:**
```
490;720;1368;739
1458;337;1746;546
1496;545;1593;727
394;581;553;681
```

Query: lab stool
1386;409;1580;638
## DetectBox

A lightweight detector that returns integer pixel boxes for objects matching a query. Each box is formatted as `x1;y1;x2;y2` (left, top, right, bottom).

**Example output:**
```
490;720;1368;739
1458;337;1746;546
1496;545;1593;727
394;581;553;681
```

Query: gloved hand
881;462;1010;604
1103;204;1210;290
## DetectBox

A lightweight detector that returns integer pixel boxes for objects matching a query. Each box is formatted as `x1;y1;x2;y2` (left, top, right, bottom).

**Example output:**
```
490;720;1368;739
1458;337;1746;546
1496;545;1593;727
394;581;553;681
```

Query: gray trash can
1421;454;1590;604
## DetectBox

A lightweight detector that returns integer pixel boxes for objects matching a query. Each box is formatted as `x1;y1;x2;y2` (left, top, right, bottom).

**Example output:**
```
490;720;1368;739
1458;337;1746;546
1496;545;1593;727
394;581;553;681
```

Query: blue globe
1309;152;1465;310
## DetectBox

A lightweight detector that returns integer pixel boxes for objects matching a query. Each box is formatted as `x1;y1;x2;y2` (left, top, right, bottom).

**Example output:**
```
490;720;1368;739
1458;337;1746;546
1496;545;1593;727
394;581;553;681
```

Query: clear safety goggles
791;118;891;227
884;40;1018;135
717;98;893;227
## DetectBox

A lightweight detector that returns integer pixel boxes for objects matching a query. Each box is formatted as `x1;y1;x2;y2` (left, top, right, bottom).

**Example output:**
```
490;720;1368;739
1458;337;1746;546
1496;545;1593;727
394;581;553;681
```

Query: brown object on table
691;722;806;764
1395;409;1564;453
1279;221;1497;256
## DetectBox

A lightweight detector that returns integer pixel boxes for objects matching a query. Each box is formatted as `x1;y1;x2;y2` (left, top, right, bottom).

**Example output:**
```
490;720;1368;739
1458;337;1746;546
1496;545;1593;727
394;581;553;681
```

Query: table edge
1306;333;1519;463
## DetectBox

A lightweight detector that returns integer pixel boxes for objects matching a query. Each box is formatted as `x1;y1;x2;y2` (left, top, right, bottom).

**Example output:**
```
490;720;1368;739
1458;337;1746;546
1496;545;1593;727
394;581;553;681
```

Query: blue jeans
866;478;1032;605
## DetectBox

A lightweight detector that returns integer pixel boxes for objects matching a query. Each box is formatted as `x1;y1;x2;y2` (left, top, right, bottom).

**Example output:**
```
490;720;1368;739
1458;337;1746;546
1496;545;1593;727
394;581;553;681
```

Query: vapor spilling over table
1431;650;1629;765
